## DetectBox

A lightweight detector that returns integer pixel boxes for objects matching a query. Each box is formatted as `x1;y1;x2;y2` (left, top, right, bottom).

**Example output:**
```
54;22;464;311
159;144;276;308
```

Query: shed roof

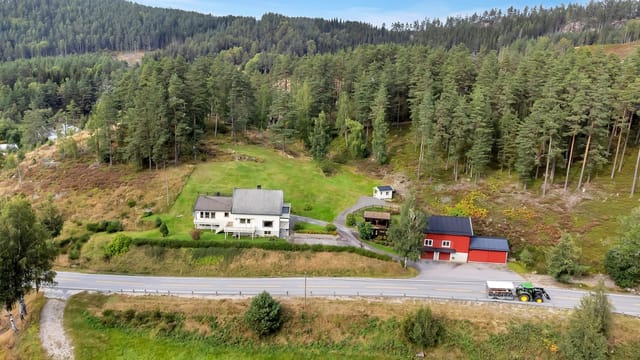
364;211;391;220
193;195;232;212
425;215;474;236
375;185;394;191
470;236;510;252
232;188;284;216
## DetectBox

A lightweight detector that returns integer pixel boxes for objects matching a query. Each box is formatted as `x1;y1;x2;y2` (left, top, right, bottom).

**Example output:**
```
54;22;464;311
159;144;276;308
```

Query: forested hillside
3;0;640;62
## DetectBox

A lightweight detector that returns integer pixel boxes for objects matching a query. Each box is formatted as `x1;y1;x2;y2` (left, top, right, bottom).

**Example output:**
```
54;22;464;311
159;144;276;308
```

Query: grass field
164;144;377;235
65;292;640;359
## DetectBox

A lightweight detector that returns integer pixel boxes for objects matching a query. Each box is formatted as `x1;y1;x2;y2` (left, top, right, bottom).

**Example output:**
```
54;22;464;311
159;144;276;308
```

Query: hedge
131;238;392;262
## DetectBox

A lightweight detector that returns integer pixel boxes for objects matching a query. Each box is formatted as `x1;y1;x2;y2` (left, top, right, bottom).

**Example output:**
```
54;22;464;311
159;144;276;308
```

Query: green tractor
515;282;551;303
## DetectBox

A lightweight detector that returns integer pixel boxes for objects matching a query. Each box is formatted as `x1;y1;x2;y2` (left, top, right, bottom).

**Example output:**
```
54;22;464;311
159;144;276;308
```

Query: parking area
414;261;525;282
289;233;351;247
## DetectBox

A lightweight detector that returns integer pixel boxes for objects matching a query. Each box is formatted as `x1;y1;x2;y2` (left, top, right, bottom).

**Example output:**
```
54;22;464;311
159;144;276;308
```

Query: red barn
421;216;510;264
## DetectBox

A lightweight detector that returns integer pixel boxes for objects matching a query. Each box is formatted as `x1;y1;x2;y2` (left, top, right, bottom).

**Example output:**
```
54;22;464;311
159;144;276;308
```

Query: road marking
95;280;144;286
365;286;418;290
233;285;282;288
434;288;473;293
302;285;351;289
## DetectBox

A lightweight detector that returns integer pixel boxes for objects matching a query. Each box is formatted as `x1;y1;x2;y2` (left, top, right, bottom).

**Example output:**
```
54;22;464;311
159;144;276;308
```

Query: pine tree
370;82;389;165
467;85;493;180
309;111;330;160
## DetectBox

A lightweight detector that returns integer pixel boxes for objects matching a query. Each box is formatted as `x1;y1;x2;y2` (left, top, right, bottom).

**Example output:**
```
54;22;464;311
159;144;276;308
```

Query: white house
193;187;291;238
373;185;394;200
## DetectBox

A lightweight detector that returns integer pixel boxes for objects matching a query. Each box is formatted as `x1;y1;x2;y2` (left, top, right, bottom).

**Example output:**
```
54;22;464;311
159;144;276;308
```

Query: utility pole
304;272;307;312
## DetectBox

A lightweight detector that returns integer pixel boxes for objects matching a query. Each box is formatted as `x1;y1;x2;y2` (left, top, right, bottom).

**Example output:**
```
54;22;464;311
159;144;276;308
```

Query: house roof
193;195;232;212
375;185;394;191
425;215;474;236
470;236;510;252
364;211;391;220
232;188;284;216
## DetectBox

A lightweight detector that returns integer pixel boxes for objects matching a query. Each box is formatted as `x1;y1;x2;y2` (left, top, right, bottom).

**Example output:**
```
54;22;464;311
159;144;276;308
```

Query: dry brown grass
84;293;640;347
0;132;194;230
73;245;416;278
0;292;47;359
114;51;146;65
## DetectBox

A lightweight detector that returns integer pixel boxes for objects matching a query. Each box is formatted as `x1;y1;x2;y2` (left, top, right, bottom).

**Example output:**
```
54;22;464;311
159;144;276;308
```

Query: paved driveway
414;261;525;282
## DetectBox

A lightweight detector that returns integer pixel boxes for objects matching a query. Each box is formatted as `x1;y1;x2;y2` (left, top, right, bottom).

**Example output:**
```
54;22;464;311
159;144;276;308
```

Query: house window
442;240;451;248
263;221;273;228
424;239;433;246
240;218;251;224
199;211;204;218
264;231;271;235
205;212;210;219
224;212;229;217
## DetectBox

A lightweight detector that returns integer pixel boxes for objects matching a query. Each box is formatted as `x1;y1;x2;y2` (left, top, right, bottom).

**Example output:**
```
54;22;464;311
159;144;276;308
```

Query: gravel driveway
40;298;74;360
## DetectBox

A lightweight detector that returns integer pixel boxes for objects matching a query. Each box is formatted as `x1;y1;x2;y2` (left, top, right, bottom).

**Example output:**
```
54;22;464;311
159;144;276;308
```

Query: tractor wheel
535;297;543;303
519;293;530;302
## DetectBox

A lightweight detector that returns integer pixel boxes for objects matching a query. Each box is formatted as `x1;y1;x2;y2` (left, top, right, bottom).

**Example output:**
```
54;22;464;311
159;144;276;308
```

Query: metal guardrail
44;286;639;317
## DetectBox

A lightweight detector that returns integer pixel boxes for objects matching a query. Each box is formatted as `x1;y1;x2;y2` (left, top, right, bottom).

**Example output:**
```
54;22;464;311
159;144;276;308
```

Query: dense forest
3;0;640;62
2;0;640;194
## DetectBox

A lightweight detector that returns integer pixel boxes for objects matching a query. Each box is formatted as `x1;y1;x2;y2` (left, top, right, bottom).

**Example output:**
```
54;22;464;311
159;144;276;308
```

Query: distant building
193;186;291;238
373;185;394;200
0;143;18;153
47;124;80;142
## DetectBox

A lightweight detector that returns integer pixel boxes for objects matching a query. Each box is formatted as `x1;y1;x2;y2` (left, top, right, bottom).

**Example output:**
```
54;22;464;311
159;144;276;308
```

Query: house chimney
257;185;262;190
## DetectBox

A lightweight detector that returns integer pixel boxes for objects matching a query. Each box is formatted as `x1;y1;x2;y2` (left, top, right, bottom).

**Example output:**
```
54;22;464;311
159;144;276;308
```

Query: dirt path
40;298;74;360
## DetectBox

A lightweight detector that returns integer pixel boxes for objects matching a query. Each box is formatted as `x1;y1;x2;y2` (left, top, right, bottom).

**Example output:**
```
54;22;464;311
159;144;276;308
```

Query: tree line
3;0;640;62
65;39;640;195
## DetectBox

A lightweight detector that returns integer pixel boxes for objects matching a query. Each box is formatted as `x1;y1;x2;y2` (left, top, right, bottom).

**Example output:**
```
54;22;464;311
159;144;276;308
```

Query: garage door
439;252;450;261
421;251;434;260
468;250;506;264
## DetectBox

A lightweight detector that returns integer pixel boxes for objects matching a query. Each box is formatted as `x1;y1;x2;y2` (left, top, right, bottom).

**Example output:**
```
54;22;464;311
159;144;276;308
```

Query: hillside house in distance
422;215;510;264
373;185;394;200
193;186;291;238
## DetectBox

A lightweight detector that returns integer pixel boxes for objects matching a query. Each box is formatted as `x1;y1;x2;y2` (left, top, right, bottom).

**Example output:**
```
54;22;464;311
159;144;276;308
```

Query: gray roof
470;236;510;252
376;185;394;191
425;215;474;236
193;195;232;212
232;188;284;216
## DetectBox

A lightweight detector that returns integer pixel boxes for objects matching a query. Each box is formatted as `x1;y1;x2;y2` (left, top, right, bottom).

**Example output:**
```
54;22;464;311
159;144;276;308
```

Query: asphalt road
46;271;640;317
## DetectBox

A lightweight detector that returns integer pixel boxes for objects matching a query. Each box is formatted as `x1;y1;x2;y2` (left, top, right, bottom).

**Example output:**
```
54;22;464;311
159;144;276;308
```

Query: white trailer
486;281;516;300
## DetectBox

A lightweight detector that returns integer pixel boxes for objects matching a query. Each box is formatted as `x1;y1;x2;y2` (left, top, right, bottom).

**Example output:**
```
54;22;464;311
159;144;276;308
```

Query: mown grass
66;292;640;360
165;145;377;235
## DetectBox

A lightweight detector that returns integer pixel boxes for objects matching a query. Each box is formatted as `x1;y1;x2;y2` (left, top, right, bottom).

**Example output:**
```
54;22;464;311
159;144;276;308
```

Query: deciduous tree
0;196;57;310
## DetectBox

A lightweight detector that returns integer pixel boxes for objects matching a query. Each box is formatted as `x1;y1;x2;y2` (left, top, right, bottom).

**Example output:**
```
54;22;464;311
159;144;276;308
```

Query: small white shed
373;185;394;200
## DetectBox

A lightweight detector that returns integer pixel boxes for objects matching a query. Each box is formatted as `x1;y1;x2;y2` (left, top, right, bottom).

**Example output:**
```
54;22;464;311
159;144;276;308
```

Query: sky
131;0;590;27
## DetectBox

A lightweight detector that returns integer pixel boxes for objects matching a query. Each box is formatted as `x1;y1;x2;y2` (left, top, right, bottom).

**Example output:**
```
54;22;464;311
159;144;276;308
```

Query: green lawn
164;145;377;235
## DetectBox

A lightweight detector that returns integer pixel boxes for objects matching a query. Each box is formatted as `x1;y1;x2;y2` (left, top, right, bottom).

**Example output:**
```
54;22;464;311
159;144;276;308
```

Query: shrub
325;223;337;232
318;160;337;176
293;222;304;231
68;248;80;260
402;306;442;348
244;291;283;336
159;223;169;237
106;220;123;233
546;233;585;283
357;221;374;240
346;213;356;227
127;199;137;208
105;234;133;257
154;217;163;228
190;229;202;240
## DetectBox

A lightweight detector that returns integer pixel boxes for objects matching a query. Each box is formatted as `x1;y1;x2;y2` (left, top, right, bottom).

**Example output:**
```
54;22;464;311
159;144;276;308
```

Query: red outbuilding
421;215;509;264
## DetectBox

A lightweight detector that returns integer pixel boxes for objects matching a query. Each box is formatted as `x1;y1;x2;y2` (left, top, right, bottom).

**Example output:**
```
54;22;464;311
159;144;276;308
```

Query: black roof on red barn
424;215;474;236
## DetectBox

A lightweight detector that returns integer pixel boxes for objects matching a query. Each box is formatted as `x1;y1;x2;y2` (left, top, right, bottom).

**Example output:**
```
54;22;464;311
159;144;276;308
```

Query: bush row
86;220;123;233
131;238;392;262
